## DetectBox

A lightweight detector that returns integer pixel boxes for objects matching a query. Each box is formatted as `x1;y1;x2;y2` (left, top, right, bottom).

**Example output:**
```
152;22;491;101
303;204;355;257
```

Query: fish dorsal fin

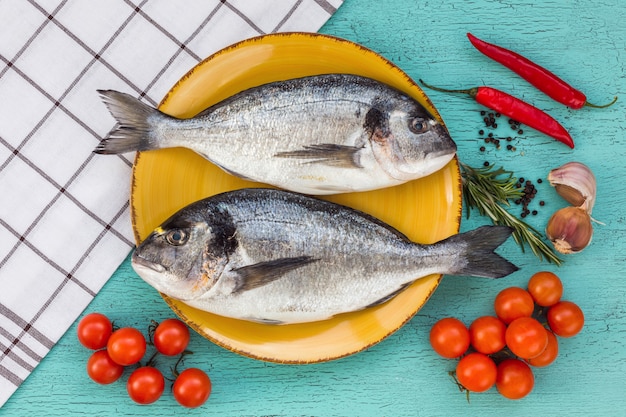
274;144;363;168
232;256;318;293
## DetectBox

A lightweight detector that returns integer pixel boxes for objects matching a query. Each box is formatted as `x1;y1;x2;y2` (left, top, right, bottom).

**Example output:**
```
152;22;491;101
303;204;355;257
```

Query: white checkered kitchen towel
0;0;342;406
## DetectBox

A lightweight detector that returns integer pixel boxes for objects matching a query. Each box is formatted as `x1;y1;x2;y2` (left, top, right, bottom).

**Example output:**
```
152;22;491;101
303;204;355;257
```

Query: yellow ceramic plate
131;33;462;363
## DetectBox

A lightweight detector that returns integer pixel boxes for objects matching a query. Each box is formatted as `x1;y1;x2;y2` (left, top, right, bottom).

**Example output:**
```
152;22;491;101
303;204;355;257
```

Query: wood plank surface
3;0;625;415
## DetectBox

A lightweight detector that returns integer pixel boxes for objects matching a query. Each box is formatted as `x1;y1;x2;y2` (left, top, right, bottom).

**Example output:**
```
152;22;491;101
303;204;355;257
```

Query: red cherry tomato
173;368;212;408
527;271;563;307
505;317;548;359
153;318;190;356
455;352;497;393
77;313;112;350
526;330;559;367
127;367;165;405
429;318;470;358
86;349;124;384
547;301;584;337
494;287;535;324
107;327;146;366
496;359;534;400
469;316;507;354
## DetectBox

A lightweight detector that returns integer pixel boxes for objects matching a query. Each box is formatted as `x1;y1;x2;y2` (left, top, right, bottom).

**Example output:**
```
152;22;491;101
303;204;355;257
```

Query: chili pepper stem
419;79;479;98
584;96;618;108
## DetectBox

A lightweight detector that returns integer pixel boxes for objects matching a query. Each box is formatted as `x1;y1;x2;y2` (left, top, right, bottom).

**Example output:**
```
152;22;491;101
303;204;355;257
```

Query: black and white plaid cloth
0;0;342;406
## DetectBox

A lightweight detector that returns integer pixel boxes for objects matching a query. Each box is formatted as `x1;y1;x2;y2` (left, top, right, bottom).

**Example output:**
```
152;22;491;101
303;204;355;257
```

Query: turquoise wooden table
4;0;625;415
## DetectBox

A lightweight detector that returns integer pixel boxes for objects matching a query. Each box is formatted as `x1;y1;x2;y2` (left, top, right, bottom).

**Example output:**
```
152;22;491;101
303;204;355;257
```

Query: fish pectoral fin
245;317;285;325
274;144;363;168
216;164;255;182
232;256;318;293
364;283;411;309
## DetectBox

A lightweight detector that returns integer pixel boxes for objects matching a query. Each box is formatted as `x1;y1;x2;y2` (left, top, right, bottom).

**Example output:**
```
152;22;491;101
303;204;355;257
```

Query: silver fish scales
96;74;457;195
131;188;518;324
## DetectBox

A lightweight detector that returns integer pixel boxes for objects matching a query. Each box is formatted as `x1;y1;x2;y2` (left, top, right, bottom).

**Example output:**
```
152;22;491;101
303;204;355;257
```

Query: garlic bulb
545;206;593;254
548;162;596;214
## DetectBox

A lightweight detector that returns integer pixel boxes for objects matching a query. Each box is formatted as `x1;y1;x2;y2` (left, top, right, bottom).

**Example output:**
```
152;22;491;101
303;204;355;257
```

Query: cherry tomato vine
77;314;211;408
430;270;584;401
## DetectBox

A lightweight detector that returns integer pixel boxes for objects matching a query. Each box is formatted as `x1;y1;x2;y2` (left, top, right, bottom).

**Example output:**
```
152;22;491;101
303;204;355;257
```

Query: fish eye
165;229;188;246
409;118;429;134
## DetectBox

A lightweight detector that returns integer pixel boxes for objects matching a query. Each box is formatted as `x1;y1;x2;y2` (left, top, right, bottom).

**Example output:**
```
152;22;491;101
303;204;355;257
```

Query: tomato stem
145;350;159;368
147;320;159;344
172;350;194;377
447;370;471;403
111;320;120;332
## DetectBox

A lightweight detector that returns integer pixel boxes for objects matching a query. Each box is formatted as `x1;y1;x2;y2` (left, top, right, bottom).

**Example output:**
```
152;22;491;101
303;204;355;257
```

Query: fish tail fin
94;90;163;154
443;225;518;279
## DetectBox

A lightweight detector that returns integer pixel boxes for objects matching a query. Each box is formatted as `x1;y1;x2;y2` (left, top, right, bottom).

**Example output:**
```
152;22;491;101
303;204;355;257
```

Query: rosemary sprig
460;162;563;266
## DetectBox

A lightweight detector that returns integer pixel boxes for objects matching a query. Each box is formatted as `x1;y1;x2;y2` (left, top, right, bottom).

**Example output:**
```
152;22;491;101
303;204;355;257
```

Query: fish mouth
390;149;456;180
131;252;166;273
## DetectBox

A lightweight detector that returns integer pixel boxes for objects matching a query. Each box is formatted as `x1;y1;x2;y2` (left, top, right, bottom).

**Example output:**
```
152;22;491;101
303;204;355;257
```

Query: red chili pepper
419;80;574;148
467;33;617;109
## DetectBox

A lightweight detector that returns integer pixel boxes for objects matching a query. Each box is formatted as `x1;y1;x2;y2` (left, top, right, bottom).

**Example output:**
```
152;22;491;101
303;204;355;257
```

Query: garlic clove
548;162;596;214
545;206;593;254
552;184;586;207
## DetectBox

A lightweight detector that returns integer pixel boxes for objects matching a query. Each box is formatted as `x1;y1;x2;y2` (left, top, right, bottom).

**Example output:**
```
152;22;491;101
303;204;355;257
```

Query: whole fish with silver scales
95;74;457;195
132;188;518;324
